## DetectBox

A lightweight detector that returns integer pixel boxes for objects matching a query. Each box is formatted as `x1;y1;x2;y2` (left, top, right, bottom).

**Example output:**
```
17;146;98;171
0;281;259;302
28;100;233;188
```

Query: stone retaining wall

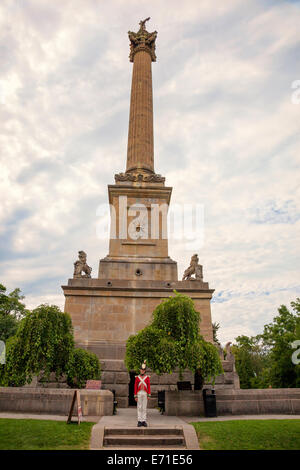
0;387;113;416
216;388;300;415
165;388;300;416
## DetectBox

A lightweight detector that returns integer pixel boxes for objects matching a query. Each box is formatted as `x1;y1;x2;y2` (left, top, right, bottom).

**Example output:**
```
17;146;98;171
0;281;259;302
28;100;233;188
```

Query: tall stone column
126;18;157;174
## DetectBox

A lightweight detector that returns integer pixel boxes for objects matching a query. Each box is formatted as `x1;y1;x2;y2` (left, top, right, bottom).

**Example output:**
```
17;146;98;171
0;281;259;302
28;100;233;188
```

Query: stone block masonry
164;388;300;416
0;388;113;416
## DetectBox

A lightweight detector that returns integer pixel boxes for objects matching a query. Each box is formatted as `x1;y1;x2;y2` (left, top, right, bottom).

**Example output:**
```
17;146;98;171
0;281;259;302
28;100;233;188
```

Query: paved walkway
182;414;300;423
99;407;187;428
0;407;300;427
0;412;98;422
0;410;298;423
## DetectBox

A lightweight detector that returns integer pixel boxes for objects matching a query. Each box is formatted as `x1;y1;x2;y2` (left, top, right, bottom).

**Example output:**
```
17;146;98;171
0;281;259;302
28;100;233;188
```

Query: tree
125;291;223;384
0;303;103;388
0;314;19;343
231;335;270;389
0;304;75;386
0;283;27;342
231;298;300;389
260;298;300;388
212;322;221;345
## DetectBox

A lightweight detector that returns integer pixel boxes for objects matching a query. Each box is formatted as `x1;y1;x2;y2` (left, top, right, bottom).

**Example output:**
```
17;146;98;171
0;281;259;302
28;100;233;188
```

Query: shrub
66;348;101;388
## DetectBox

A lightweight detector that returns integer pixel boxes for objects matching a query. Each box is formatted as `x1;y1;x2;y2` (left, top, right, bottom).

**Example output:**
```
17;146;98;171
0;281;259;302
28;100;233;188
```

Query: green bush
66;348;101;388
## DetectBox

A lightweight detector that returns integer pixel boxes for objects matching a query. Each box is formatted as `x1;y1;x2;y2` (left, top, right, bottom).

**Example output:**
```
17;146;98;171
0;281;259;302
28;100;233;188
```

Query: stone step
103;435;185;447
101;446;187;450
104;427;183;436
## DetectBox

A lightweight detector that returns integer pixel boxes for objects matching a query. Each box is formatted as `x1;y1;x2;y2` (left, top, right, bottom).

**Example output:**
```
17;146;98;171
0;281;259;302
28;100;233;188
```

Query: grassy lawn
191;419;300;450
0;418;95;450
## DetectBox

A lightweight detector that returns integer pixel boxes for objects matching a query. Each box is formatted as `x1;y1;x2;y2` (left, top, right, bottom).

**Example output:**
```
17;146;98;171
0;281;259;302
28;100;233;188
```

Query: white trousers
137;390;148;422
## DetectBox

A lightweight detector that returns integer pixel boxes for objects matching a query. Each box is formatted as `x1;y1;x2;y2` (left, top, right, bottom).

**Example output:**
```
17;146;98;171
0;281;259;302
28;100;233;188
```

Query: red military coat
134;374;151;397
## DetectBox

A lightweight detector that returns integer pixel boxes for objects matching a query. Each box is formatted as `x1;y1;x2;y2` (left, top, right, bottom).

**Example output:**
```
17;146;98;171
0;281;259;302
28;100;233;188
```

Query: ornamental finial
128;19;157;62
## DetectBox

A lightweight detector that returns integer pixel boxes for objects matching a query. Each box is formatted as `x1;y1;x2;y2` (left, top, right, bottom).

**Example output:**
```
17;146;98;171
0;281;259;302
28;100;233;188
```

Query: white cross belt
138;376;147;387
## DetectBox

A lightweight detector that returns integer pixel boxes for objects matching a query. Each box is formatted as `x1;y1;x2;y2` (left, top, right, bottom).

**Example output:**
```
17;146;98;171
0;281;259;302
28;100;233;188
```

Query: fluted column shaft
126;50;154;173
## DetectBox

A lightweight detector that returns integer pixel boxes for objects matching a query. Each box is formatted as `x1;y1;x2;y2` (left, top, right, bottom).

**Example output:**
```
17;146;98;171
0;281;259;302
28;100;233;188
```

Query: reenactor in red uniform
134;360;151;427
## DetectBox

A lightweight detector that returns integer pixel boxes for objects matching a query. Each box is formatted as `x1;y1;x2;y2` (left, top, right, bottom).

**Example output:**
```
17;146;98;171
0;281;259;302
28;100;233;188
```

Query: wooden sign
85;380;101;390
67;390;82;425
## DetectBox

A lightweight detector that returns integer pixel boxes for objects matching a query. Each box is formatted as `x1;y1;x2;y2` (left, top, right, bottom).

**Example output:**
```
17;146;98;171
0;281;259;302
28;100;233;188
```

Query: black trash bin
202;388;217;417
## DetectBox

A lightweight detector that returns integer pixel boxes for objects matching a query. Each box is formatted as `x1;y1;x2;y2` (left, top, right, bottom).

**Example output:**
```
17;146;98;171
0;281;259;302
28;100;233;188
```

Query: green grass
0;418;96;450
191;419;300;450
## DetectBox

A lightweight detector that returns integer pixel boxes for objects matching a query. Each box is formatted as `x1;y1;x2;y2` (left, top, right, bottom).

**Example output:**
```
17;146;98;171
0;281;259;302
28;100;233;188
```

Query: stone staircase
103;427;186;449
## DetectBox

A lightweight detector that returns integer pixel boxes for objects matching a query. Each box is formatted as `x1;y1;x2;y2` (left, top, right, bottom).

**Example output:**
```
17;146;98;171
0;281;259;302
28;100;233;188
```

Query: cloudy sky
1;0;300;344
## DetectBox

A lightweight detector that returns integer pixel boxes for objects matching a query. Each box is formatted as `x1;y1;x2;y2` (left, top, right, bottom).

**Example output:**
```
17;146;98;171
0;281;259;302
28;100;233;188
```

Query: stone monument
62;20;223;406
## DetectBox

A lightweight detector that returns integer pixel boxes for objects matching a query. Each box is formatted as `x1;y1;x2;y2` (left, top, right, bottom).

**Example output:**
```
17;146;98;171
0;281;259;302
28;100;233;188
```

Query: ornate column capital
128;17;157;62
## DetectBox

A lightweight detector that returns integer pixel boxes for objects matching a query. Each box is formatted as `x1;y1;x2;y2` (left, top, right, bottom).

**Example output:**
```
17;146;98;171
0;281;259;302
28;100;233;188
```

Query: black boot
137;421;142;427
142;421;148;427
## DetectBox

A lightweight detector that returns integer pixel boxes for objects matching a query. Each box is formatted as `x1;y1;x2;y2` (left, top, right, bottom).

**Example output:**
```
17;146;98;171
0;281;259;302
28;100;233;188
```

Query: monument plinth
62;19;215;407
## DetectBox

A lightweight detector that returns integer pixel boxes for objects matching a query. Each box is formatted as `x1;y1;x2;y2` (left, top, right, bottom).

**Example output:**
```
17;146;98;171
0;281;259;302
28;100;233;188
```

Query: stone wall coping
0;387;113;397
62;280;214;296
215;388;300;396
65;278;211;289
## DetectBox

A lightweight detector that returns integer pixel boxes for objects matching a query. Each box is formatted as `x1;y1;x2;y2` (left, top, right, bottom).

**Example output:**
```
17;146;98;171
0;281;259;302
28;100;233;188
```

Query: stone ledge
101;384;128;396
62;278;213;294
216;388;300;399
164;389;300;416
0;387;113;416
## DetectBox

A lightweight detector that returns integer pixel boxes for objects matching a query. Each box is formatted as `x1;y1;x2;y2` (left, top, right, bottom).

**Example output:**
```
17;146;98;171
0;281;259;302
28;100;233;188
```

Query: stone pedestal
62;277;214;407
63;278;214;345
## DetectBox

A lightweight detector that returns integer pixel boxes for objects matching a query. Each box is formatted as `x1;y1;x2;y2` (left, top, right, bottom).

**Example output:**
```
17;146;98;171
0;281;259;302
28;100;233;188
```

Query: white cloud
0;0;299;344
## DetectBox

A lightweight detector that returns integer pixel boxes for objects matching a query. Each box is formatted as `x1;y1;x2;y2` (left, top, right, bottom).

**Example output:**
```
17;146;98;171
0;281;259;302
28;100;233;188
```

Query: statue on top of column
128;17;157;62
139;17;150;31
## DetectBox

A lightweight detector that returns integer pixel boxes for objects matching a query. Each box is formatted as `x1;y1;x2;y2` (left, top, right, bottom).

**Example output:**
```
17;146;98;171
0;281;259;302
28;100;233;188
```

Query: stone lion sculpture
73;251;92;278
182;254;203;281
